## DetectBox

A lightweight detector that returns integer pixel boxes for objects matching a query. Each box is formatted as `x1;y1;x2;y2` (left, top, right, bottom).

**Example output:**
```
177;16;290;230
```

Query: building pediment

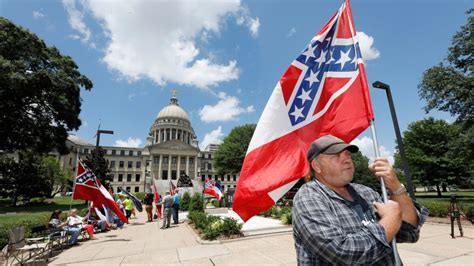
148;140;199;152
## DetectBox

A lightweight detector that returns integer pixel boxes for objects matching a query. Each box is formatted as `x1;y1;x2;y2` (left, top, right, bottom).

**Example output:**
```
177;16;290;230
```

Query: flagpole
369;121;402;266
70;149;80;211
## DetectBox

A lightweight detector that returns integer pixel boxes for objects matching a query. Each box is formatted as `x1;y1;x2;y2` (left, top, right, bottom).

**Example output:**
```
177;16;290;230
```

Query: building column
194;156;198;180
158;154;162;179
177;155;181;178
157;129;161;143
168;154;171;180
186;155;189;176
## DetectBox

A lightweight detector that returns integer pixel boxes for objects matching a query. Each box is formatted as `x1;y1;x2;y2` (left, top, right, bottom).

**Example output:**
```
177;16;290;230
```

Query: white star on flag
290;105;305;120
304;70;319;88
301;45;316;63
314;49;327;68
336;49;352;69
297;88;312;105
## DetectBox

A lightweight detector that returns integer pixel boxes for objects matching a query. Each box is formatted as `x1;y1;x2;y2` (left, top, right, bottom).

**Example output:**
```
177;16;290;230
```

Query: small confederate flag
204;178;223;201
73;160;127;223
169;180;177;195
233;0;374;221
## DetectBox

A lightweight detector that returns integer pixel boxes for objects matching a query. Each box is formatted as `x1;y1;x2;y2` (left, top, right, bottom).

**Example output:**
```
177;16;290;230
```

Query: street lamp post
372;81;415;199
95;129;114;183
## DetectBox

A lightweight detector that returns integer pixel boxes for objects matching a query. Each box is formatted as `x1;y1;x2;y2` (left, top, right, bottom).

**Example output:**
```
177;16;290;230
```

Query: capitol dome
156;103;189;121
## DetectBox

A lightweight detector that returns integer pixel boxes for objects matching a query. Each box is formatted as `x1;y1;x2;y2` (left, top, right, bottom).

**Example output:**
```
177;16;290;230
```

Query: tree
418;9;473;128
351;151;380;193
0;152;50;206
0;17;93;154
83;147;110;184
214;124;256;177
40;155;73;198
400;117;471;197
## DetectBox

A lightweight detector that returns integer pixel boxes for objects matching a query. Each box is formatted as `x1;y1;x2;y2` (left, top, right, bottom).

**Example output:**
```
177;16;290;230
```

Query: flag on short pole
120;188;144;212
232;0;374;221
169;180;177;195
204;178;223;200
73;160;128;223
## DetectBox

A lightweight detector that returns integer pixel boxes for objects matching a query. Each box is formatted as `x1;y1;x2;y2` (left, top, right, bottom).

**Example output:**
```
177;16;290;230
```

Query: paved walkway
49;209;473;265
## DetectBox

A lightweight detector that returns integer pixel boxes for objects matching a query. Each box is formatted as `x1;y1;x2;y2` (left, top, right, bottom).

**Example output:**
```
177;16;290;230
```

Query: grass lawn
0;196;87;224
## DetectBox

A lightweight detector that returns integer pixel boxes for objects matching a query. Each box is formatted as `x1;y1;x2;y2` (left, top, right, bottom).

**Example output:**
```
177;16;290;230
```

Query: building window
162;170;168;180
153;156;159;163
119;161;124;168
171;157;177;164
127;174;132;182
227;175;230;181
189;158;194;164
112;150;116;155
128;161;133;168
208;154;212;159
103;149;107;154
163;157;169;164
171;170;177;180
110;161;115;168
180;157;185;164
166;130;170;140
84;148;89;154
129;150;133;156
137;151;142;156
202;154;206;158
126;187;131;192
208;163;212;171
214;176;218;181
134;187;139;193
120;150;125;156
201;175;205;182
233;175;237;181
135;174;140;182
136;161;141;168
69;157;72;166
118;174;123;182
110;174;115;181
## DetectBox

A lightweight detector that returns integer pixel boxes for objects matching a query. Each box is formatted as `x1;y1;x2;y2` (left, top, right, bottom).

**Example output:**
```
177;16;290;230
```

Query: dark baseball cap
307;135;359;161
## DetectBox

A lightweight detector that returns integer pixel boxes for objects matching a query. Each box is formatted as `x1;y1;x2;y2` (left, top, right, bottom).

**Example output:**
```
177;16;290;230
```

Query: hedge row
188;211;242;240
0;208;88;249
259;206;293;225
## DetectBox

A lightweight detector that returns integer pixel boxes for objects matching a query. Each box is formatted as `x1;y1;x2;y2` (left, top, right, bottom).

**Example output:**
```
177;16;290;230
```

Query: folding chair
3;226;48;265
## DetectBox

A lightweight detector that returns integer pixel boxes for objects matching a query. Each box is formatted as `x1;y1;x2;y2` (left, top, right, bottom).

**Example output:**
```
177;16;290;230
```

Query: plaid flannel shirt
293;180;428;265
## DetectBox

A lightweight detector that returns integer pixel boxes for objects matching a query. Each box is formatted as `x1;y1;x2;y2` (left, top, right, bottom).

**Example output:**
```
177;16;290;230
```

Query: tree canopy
83;147;111;184
418;9;473;128
399;117;471;196
0;17;93;154
214;124;256;177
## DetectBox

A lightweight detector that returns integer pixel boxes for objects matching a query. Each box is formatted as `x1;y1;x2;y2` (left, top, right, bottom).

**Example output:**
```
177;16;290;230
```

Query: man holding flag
293;135;427;265
232;0;427;264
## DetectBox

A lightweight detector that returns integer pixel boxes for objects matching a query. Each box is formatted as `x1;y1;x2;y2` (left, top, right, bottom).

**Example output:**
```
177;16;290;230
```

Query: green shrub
180;192;191;211
189;192;204;212
260;206;275;217
281;212;292;225
188;211;208;229
211;199;220;207
0;214;50;248
418;200;449;217
221;217;242;236
203;220;223;240
464;205;474;221
134;192;145;201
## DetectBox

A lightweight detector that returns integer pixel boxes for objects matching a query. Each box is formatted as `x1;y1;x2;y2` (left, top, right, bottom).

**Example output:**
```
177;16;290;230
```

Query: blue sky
1;0;471;163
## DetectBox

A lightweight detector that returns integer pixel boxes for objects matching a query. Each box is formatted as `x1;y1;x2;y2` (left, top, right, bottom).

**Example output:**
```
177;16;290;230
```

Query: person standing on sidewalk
143;192;154;222
172;189;181;224
123;195;133;219
160;191;174;229
292;135;428;265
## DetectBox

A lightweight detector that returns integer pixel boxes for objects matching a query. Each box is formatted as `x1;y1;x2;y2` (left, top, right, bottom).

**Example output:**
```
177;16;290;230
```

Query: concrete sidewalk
49;210;473;265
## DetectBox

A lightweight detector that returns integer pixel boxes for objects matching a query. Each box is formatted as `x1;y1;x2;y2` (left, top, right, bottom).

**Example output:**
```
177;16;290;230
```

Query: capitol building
59;91;238;195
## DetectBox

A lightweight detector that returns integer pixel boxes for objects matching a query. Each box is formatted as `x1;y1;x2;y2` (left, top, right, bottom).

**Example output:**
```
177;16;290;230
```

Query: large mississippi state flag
204;178;223;200
73;160;128;223
233;0;374;221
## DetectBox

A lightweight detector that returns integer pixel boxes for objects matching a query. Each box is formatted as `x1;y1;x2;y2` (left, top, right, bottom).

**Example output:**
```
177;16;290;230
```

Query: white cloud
62;0;92;45
357;31;380;61
351;136;394;165
248;17;260;38
114;137;143;148
236;7;260;38
287;27;296;38
199;92;254;123
64;0;257;89
199;126;224;150
33;10;45;19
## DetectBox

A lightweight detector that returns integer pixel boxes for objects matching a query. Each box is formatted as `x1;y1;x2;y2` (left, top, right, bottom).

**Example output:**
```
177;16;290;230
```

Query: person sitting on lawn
67;208;98;240
48;209;82;246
